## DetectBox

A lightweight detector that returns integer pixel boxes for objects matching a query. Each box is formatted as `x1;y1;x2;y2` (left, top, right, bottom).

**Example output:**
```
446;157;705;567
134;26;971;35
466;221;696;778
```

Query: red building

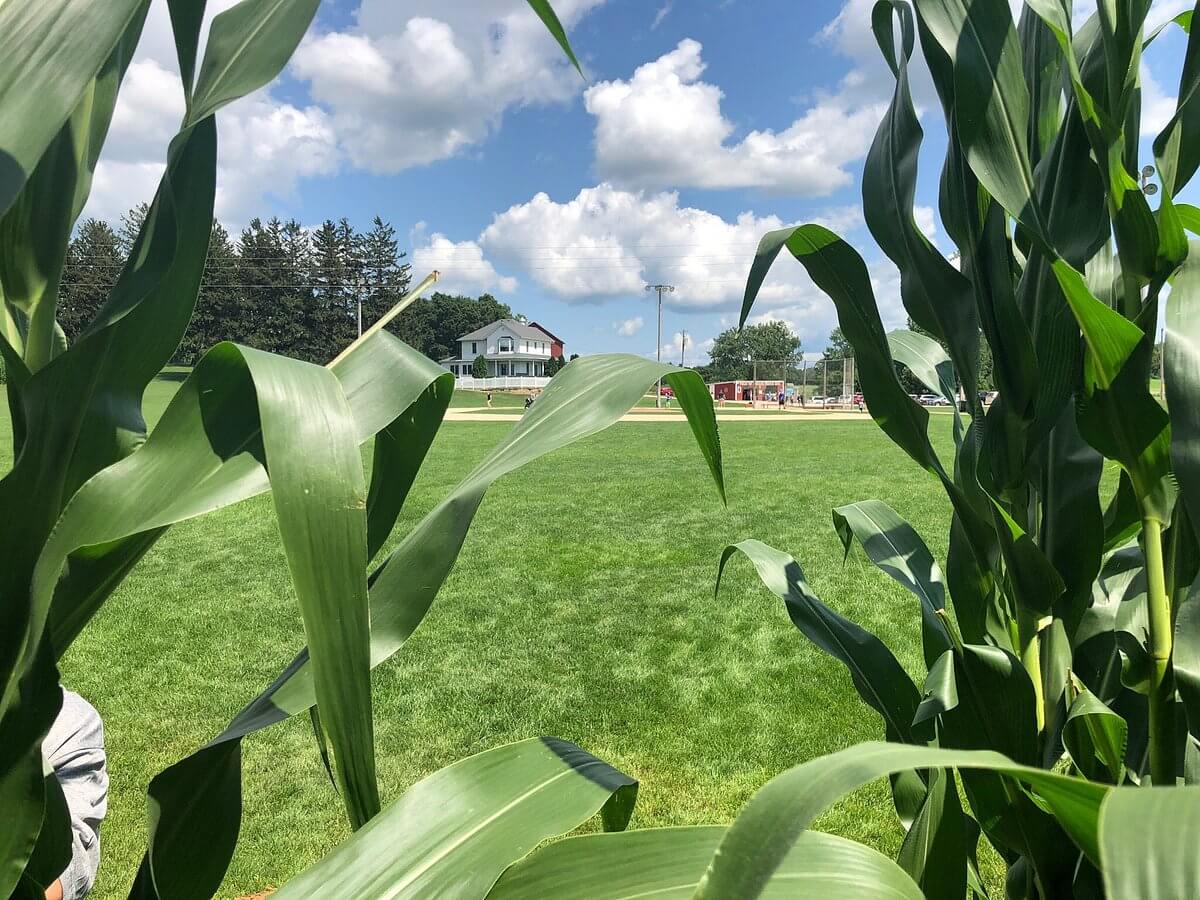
709;379;786;402
529;322;566;358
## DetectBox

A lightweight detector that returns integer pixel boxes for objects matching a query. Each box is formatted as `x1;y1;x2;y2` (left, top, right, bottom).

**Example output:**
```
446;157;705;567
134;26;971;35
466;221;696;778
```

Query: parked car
659;386;674;398
811;395;826;407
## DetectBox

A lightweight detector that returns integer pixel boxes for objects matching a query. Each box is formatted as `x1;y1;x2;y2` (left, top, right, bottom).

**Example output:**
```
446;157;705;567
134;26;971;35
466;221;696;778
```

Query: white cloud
615;316;645;336
477;183;865;310
745;255;905;353
81;1;337;226
291;0;602;173
584;39;886;194
651;2;673;29
1141;65;1176;137
914;205;938;241
442;181;888;349
653;330;713;364
410;224;518;295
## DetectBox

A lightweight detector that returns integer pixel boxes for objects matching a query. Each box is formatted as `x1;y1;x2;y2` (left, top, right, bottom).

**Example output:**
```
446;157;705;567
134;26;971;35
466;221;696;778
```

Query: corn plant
712;0;1200;896
0;1;732;898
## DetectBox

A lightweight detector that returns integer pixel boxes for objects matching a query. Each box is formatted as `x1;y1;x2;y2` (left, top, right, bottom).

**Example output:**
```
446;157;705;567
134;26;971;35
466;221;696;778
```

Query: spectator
44;688;108;900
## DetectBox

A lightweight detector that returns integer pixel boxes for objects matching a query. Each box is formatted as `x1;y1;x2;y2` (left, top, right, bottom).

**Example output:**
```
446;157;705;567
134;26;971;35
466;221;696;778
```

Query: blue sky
88;0;1195;361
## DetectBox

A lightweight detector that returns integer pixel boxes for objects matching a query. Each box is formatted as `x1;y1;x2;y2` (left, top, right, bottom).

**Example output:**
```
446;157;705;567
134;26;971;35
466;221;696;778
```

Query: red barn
709;380;786;402
529;322;565;358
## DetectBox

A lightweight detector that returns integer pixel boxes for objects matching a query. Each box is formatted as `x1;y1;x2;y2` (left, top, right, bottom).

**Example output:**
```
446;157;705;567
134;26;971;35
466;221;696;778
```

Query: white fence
454;376;551;391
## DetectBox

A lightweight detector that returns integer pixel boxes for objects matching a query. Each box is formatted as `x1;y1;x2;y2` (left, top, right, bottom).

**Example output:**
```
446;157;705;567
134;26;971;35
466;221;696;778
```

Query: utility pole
646;284;675;408
680;330;688;367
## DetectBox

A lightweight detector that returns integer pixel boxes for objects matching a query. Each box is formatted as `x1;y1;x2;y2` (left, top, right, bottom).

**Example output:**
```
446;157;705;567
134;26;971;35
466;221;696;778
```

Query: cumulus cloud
615;316;645;336
744;256;905;352
478;183;863;309
654;330;714;364
1141;65;1177;137
410;224;519;295
81;1;337;226
410;178;893;350
291;0;602;172
584;39;886;194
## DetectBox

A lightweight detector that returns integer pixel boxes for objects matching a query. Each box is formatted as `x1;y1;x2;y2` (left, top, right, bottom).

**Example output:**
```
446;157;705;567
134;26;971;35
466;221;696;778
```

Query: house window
498;337;513;352
471;342;478;354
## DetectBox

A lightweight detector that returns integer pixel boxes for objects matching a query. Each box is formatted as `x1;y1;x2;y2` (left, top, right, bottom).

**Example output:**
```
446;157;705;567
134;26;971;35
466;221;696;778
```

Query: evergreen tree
176;220;242;363
471;355;488;378
360;216;412;340
280;219;321;361
310;219;355;358
59;218;123;342
238;218;306;354
117;202;150;256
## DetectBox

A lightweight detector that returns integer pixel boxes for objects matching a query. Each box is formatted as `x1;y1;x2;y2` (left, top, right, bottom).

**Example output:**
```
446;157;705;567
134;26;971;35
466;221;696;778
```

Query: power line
68;256;762;270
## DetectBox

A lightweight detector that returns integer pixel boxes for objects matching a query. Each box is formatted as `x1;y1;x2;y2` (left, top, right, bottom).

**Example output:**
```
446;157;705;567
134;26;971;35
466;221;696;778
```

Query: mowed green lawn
3;377;964;899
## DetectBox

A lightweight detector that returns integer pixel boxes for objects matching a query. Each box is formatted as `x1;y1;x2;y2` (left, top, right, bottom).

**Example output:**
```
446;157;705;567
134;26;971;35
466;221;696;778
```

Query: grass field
4;376;971;898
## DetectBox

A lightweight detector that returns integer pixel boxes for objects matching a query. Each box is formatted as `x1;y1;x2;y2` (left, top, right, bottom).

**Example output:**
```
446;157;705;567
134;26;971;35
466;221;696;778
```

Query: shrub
472;353;489;378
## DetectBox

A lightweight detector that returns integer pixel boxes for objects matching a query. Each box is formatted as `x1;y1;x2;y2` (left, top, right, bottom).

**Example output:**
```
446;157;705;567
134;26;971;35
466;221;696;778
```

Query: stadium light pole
646;284;675;408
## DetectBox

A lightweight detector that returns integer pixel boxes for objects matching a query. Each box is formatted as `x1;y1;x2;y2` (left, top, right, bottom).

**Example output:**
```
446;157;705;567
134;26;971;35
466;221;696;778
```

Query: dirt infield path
444;409;873;423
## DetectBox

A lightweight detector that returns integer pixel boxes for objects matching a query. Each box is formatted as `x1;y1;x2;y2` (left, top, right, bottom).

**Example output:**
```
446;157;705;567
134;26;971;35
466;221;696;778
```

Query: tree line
59;208;520;366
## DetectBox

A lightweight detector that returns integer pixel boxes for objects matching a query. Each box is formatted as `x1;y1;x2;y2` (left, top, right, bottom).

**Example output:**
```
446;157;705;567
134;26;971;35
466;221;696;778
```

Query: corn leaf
832;499;952;668
911;0;1047;242
129;355;722;899
1100;787;1200;898
168;0;208;101
719;539;922;745
1063;685;1128;784
1167;243;1200;528
524;0;584;77
0;0;147;215
237;347;378;828
0;4;148;372
893;768;968;900
273;738;636;899
487;825;924;899
886;329;964;445
693;741;1110;900
1154;3;1200;197
188;0;321;125
864;1;978;404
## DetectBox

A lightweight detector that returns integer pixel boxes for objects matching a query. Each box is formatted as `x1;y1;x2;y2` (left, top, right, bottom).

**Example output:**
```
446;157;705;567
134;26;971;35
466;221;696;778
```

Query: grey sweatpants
44;688;108;900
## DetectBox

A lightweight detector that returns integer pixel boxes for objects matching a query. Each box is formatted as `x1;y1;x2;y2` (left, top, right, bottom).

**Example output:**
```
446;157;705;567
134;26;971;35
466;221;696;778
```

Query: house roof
440;352;549;363
457;318;549;342
528;321;565;344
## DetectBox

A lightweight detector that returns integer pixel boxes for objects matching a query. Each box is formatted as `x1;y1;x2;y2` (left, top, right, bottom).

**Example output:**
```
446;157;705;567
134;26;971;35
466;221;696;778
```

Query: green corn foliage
0;2;725;898
721;1;1200;897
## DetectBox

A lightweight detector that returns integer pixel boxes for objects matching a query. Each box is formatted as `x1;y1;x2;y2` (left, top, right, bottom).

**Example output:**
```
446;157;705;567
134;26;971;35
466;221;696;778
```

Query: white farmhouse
441;319;563;378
